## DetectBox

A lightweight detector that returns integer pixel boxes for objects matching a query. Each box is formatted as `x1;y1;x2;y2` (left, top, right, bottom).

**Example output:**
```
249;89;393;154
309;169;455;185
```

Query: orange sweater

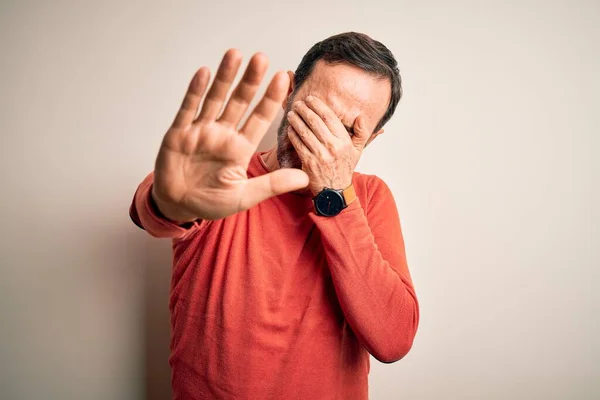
129;151;419;400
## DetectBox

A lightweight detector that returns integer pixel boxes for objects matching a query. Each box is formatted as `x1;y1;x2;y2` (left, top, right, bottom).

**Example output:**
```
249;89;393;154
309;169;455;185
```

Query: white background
0;0;597;399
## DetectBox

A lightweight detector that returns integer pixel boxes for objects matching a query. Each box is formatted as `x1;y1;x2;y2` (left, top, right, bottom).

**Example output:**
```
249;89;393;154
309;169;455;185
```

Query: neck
261;146;280;172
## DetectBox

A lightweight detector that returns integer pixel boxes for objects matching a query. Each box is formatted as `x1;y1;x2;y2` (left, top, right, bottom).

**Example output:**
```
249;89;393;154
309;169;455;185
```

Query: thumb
239;168;309;210
351;115;370;150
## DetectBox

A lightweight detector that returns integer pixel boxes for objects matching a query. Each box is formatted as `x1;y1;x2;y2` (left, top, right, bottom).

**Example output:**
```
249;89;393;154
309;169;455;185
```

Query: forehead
297;60;390;129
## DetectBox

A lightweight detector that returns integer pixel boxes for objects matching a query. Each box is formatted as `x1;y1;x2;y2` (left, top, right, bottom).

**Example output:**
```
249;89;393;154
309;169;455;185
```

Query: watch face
315;190;345;216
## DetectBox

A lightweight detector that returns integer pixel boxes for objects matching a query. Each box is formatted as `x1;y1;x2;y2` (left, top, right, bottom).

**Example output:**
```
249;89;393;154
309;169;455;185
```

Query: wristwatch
313;184;357;217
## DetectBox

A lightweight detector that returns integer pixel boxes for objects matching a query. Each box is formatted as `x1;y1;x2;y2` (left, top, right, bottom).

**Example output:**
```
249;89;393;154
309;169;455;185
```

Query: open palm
152;50;309;222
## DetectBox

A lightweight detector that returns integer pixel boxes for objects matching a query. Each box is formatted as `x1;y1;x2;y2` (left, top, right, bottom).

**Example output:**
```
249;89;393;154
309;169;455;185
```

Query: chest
172;194;346;333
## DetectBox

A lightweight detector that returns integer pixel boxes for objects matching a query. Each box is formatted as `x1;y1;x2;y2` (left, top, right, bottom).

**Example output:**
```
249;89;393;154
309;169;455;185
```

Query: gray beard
276;104;302;169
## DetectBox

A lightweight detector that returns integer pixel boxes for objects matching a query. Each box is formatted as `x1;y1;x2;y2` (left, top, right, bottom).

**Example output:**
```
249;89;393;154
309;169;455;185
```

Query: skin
262;60;390;195
151;50;391;223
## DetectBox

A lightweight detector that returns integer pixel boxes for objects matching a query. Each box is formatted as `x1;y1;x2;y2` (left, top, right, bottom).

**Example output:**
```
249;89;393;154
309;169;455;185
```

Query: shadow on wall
140;236;173;400
135;111;282;399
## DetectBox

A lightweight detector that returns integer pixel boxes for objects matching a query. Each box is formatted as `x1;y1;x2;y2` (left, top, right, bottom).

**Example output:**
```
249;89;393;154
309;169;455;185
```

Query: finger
218;52;269;127
172;67;210;128
239;71;290;146
286;125;312;161
351;115;371;150
304;95;345;137
290;100;330;143
286;110;325;155
239;168;309;210
196;49;243;122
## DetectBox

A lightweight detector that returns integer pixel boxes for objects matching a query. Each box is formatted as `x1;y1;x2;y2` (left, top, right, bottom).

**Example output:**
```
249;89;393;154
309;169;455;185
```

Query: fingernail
287;111;294;118
306;95;314;102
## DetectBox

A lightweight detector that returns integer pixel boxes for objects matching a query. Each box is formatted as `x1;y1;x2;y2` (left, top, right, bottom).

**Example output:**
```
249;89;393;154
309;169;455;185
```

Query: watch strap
341;184;357;206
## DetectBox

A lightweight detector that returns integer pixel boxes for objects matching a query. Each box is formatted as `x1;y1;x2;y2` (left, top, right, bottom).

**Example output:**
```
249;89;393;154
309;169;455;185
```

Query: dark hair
293;32;402;132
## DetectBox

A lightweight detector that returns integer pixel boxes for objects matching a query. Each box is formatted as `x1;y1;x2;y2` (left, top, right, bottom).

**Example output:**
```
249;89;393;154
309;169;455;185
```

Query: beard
276;105;303;169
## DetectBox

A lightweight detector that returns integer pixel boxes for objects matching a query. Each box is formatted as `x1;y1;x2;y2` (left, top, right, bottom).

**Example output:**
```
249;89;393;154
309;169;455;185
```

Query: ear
364;129;384;148
282;70;295;110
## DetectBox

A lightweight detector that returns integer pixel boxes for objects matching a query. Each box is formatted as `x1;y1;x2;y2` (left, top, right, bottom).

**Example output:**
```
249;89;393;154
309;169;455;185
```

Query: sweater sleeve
129;171;208;241
308;176;419;363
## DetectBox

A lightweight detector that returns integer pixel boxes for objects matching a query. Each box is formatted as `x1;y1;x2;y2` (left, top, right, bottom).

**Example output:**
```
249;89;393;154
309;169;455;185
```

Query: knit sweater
129;151;419;400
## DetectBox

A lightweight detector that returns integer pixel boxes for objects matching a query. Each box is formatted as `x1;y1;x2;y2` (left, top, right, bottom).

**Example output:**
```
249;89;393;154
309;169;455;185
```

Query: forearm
310;198;419;363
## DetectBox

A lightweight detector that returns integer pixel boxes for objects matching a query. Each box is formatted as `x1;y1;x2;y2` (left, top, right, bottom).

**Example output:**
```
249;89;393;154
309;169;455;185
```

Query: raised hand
152;49;309;222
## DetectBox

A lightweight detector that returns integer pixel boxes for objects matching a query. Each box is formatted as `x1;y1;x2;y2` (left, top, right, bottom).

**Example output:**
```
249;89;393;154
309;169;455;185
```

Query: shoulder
352;171;393;210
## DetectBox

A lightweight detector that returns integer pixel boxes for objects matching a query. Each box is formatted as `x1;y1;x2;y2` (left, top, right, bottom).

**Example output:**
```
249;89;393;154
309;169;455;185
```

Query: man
130;32;419;400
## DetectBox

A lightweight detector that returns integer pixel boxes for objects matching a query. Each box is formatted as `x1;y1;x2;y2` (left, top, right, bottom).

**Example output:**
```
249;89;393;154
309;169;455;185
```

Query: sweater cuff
131;174;207;239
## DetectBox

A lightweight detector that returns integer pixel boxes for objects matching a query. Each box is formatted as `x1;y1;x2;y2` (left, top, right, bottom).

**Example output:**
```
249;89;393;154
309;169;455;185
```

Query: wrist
312;183;356;217
150;187;198;224
310;179;353;196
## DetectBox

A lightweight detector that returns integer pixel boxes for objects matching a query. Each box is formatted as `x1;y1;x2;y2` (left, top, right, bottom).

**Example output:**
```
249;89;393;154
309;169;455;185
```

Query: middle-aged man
130;31;419;400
